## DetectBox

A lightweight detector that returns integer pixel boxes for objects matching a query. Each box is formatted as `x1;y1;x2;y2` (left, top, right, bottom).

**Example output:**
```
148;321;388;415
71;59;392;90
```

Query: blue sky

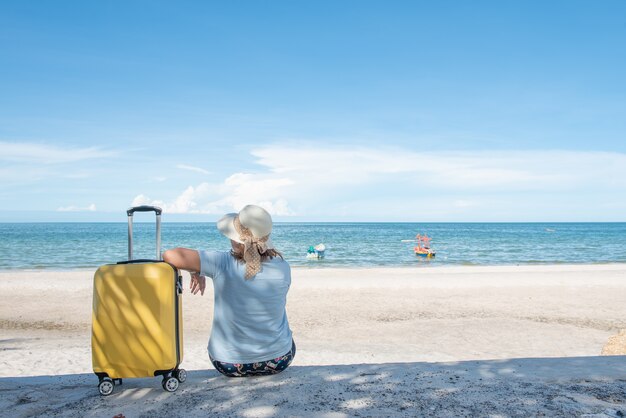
1;1;625;222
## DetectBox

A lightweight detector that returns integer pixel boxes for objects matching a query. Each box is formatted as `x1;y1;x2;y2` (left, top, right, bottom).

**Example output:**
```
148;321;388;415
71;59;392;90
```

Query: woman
163;204;295;377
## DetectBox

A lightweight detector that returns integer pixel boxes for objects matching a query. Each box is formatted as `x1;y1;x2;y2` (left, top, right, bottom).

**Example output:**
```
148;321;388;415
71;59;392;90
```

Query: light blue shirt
198;250;293;364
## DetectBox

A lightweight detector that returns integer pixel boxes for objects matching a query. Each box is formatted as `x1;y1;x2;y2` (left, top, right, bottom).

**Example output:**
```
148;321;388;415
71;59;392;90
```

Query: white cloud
57;203;97;212
131;194;162;207
211;173;295;215
131;144;626;219
252;146;626;191
0;141;116;164
176;164;211;175
132;175;294;216
453;199;478;208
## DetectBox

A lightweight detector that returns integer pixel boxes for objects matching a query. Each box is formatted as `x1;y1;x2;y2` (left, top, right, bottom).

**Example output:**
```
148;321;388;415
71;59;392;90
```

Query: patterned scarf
233;215;270;279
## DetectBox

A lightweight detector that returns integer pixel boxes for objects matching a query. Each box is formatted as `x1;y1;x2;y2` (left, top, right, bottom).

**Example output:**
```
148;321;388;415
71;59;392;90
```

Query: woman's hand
190;272;206;296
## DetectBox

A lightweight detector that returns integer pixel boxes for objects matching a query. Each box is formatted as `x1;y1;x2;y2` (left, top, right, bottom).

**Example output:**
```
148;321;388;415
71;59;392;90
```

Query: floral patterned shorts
210;340;296;377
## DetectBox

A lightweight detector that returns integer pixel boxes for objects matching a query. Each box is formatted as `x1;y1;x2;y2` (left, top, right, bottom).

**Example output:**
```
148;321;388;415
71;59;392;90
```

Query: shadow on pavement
1;356;625;417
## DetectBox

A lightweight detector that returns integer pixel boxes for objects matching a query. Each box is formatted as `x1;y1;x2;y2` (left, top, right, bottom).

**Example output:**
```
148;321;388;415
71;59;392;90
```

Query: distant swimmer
414;234;436;258
306;243;326;259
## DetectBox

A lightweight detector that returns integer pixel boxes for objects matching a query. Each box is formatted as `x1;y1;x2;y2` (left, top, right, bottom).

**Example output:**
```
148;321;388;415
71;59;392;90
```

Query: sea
1;222;625;270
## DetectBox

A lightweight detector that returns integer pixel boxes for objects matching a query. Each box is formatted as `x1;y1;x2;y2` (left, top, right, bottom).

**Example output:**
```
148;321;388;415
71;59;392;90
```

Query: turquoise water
0;222;625;270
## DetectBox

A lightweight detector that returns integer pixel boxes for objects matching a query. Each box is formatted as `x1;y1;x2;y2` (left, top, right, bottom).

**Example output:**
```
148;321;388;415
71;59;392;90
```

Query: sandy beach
1;264;626;417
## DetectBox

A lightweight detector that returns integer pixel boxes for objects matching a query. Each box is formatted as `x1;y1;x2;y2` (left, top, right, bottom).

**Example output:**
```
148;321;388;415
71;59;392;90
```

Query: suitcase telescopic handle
127;205;163;216
127;205;162;261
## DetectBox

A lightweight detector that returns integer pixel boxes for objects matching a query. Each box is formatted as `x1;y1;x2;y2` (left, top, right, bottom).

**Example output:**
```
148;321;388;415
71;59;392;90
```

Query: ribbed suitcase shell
92;262;183;378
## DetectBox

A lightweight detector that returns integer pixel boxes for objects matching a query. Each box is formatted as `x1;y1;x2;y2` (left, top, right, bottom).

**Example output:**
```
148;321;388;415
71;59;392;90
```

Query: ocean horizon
1;222;625;270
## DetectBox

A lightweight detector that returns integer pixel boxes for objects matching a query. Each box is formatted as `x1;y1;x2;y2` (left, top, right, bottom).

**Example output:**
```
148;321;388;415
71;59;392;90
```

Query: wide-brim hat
217;205;274;249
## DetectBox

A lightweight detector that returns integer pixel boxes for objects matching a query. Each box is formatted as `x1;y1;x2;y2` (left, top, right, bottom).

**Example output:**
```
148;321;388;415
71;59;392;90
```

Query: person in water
163;204;295;377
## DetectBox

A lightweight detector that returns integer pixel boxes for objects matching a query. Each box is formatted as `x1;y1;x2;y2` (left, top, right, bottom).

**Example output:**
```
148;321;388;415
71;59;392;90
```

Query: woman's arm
162;248;201;273
163;248;206;296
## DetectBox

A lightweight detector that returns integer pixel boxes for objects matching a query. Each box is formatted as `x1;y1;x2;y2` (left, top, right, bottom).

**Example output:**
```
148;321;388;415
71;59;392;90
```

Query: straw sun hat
217;205;275;278
217;205;274;248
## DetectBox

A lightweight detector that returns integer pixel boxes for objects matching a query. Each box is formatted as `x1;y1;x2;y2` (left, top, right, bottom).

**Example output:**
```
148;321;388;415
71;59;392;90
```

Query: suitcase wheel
174;369;187;383
162;376;179;392
98;378;114;396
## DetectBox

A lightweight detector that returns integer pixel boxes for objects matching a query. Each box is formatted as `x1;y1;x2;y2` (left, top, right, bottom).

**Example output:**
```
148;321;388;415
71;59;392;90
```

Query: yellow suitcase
92;206;184;396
